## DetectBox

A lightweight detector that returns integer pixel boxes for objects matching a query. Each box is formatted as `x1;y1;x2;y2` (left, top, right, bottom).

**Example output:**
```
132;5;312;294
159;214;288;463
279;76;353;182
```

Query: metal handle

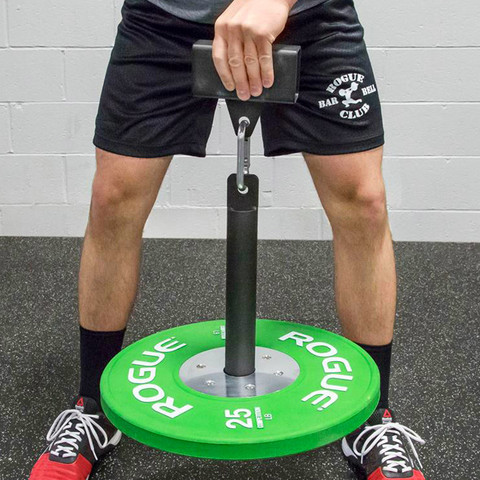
236;117;251;192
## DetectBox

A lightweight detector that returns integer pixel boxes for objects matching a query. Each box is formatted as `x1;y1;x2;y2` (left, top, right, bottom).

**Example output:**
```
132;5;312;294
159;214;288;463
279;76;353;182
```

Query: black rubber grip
192;39;301;104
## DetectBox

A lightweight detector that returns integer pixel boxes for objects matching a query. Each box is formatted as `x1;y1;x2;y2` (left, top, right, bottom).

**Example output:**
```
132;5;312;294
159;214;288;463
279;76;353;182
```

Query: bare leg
78;148;173;332
303;146;395;345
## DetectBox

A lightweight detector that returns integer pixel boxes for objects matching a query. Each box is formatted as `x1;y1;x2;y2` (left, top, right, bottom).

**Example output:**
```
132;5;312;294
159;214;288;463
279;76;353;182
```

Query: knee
327;183;389;239
352;185;388;228
89;171;147;233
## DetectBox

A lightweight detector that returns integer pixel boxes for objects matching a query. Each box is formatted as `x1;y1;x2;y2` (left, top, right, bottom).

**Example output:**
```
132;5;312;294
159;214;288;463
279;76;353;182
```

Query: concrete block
0;104;10;153
144;206;221;238
389;210;480;242
8;0;115;47
272;156;319;208
65;49;111;102
257;207;322;240
321;210;333;241
205;102;222;156
169;155;274;207
381;48;480;102
65;155;95;204
0;155;66;204
0;204;89;236
384;157;480;210
356;0;480;47
367;48;387;99
382;104;480;157
0;0;7;47
65;153;172;206
114;0;124;28
0;49;64;101
10;102;98;154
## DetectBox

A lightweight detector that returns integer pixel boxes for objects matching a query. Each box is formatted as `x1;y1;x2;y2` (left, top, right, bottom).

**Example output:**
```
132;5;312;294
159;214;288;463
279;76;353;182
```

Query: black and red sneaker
342;407;426;480
29;395;122;479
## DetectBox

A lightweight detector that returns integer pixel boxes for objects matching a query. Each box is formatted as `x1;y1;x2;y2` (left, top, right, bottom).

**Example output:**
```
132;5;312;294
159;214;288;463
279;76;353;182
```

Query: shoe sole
108;430;123;448
89;430;123;479
341;438;367;480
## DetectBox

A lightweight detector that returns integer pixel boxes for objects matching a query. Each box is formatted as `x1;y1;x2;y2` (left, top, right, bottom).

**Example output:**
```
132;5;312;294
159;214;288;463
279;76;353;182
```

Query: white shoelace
353;422;426;474
46;409;109;461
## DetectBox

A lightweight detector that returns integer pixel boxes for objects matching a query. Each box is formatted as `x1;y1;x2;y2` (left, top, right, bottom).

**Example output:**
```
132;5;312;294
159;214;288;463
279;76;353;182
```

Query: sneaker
29;395;122;479
342;407;426;479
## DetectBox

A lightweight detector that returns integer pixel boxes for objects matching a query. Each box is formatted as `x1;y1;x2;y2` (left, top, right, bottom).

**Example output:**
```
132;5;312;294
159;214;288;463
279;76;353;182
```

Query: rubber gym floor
0;237;478;479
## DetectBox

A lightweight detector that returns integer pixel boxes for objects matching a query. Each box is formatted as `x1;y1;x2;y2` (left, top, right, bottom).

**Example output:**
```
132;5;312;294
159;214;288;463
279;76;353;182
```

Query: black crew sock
355;340;392;410
79;325;126;407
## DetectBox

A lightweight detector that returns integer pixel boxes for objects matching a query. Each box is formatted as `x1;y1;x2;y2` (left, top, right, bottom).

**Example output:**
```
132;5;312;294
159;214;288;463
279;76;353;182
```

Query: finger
255;36;274;88
243;36;262;97
227;25;250;101
212;31;235;91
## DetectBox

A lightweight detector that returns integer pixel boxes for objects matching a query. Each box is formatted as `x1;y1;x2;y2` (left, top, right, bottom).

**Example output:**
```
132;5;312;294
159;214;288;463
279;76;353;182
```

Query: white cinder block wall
0;0;479;241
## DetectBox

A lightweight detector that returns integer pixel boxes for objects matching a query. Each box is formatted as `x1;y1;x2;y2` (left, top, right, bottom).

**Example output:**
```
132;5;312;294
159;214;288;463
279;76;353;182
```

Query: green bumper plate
100;319;379;460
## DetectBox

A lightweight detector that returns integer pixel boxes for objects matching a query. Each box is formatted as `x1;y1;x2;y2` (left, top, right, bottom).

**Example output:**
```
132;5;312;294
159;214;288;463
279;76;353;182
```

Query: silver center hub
179;346;300;398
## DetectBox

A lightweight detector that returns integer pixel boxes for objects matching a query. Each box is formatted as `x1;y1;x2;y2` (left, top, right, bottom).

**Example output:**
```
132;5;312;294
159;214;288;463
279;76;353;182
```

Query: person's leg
77;147;173;403
79;147;172;331
303;145;394;407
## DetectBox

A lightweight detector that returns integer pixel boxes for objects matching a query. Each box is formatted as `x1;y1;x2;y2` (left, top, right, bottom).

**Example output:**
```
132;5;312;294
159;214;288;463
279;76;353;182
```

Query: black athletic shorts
93;0;384;158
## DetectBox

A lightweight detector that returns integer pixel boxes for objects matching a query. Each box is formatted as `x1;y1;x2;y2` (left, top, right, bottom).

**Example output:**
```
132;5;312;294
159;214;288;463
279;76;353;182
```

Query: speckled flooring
0;238;478;479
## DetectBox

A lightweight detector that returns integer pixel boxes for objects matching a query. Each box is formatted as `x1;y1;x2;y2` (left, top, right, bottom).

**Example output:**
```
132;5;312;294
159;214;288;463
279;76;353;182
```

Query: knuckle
250;29;265;40
228;56;242;68
244;54;257;66
256;31;276;45
227;21;242;31
252;28;271;41
258;54;272;66
241;22;256;34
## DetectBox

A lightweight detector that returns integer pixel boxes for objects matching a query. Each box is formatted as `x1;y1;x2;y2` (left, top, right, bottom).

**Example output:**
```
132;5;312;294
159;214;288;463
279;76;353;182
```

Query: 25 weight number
225;408;253;429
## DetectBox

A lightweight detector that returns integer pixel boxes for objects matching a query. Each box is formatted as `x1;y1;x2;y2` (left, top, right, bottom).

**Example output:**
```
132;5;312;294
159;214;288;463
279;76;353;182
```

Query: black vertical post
224;173;258;377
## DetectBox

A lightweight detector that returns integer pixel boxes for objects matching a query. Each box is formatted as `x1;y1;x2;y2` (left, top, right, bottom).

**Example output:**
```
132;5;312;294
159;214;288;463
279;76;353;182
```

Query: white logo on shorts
318;73;377;120
339;82;362;108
